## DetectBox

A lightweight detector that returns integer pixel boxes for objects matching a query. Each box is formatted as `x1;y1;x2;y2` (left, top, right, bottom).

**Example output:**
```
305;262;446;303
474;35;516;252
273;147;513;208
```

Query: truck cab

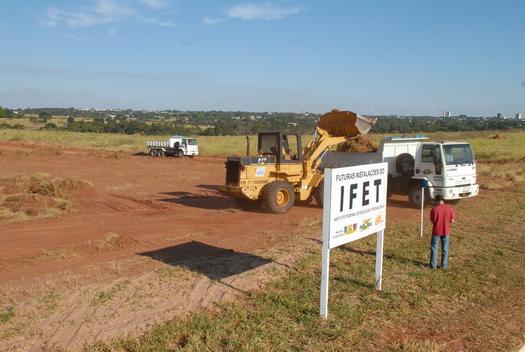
181;137;199;157
414;141;478;202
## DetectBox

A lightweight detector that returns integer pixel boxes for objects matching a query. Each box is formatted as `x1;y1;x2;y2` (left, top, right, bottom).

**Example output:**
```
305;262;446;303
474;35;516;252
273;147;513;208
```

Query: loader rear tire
262;181;295;214
314;181;324;207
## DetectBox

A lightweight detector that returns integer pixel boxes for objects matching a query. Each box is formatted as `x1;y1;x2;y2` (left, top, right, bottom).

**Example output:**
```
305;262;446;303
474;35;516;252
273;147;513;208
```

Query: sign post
320;162;388;318
420;179;428;239
375;229;384;290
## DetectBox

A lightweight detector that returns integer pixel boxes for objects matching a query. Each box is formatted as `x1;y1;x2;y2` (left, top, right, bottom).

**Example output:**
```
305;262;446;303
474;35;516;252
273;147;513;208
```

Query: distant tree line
372;116;525;133
1;106;524;135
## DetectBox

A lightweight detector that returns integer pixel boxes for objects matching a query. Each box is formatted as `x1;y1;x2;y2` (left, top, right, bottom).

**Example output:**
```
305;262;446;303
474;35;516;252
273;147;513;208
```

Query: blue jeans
430;235;449;269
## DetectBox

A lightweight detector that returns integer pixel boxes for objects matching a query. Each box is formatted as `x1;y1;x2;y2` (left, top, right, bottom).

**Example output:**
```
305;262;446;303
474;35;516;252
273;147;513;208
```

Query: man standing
429;194;455;270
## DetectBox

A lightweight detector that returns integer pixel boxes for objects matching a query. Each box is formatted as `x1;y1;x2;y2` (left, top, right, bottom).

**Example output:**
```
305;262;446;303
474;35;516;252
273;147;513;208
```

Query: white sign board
324;162;388;249
320;162;388;318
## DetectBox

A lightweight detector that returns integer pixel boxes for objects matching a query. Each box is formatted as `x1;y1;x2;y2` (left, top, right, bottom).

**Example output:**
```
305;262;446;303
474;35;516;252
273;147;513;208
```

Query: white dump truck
146;136;199;158
323;135;479;207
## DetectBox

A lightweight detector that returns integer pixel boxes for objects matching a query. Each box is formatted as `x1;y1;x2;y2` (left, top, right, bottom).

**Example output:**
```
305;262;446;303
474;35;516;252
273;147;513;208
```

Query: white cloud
140;0;170;9
95;0;136;20
43;8;102;27
227;2;303;20
202;16;223;25
42;0;174;29
136;15;176;27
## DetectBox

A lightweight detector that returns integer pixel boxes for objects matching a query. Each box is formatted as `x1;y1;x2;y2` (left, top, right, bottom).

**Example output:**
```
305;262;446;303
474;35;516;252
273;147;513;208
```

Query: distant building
516;113;523;120
443;111;451;118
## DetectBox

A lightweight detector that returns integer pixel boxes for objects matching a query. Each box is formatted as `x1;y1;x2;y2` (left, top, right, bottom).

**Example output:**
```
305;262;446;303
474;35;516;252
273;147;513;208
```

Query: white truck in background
146;136;199;158
323;135;479;207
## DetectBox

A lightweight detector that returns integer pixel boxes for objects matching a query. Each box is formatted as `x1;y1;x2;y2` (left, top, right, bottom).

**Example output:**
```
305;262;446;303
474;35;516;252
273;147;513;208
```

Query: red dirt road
0;141;416;288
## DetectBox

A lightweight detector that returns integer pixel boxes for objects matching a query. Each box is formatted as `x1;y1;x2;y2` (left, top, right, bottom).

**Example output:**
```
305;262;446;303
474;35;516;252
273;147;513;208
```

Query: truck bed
146;141;171;148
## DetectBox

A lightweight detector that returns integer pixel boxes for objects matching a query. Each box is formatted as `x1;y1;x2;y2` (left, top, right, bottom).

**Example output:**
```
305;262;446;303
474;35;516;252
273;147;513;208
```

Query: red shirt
430;203;455;236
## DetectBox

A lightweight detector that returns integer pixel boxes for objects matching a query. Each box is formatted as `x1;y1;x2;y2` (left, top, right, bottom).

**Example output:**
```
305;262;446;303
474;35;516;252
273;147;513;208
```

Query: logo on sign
344;223;357;235
360;218;372;231
375;213;384;225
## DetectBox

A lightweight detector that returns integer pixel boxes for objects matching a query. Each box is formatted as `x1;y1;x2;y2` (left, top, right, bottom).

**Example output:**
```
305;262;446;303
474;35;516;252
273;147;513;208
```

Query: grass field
88;187;525;351
1;128;524;160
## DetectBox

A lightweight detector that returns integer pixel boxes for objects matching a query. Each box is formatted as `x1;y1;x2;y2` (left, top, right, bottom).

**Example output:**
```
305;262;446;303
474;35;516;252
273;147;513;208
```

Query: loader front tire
262;181;295;214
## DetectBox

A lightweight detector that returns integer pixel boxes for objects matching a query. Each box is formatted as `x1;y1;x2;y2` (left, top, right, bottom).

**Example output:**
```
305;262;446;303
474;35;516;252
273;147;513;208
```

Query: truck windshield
443;144;474;165
187;139;197;145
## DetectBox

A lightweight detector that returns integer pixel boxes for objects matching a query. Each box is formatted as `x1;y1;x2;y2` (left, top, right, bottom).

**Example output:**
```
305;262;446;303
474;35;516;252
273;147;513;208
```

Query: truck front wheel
262;181;295;214
176;149;184;158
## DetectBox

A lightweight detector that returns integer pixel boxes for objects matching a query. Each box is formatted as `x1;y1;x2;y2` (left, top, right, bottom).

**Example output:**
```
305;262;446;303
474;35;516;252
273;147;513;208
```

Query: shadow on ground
340;247;427;267
139;241;272;280
158;191;235;210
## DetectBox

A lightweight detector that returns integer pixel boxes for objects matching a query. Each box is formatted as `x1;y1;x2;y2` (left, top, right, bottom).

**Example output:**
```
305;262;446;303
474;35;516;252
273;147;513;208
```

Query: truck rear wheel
150;149;158;157
262;181;295;214
314;181;324;207
158;150;165;157
396;153;415;177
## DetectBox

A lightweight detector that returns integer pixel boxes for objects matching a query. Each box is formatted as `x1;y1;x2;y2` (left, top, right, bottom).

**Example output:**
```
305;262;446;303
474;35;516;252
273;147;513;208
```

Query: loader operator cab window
258;133;301;162
282;135;299;161
259;134;279;155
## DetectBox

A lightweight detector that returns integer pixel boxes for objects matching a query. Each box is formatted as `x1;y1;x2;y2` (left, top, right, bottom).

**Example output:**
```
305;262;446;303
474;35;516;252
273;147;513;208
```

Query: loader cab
258;132;302;163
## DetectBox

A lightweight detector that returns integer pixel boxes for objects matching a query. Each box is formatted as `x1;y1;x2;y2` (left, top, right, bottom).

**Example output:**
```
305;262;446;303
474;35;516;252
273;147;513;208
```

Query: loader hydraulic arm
302;127;347;171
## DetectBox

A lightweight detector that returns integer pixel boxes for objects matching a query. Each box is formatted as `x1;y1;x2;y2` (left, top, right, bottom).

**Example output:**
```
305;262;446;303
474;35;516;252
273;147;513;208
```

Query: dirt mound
2;193;69;217
337;135;377;153
110;194;168;210
87;149;127;159
0;174;95;219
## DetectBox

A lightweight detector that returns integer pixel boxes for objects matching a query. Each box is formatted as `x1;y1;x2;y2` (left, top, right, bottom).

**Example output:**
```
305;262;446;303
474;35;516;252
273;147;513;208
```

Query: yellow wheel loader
218;110;375;214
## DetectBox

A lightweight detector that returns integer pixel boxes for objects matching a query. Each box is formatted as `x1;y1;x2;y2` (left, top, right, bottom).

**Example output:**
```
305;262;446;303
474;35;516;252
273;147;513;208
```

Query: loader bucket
318;110;375;137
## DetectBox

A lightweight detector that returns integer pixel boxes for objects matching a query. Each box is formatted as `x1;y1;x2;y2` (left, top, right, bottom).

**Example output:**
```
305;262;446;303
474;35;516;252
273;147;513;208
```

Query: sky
1;0;524;116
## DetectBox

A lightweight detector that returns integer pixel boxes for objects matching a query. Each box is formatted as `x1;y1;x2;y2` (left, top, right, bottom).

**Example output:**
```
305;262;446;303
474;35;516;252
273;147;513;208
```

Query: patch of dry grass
0;174;92;221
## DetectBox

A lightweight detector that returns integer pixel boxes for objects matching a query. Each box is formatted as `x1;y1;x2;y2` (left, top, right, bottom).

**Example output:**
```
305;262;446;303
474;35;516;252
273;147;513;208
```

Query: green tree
38;111;52;123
